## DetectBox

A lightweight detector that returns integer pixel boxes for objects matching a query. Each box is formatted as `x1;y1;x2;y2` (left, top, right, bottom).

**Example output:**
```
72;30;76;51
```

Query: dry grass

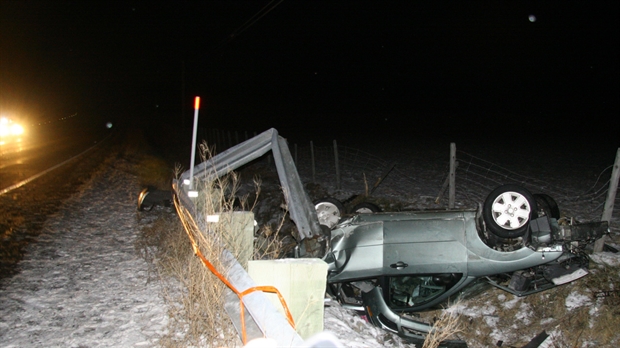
427;259;620;347
135;138;620;347
136;142;291;347
422;304;465;348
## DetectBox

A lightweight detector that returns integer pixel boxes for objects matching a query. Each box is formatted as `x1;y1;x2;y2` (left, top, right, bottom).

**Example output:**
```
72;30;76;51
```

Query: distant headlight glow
0;117;25;137
10;124;24;135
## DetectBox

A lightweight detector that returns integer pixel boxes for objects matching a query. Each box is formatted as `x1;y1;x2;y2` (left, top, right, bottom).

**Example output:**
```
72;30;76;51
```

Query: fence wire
202;128;618;223
454;150;616;221
294;142;617;221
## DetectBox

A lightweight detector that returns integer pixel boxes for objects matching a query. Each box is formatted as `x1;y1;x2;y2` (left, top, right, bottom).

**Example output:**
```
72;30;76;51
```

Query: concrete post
248;259;328;339
204;211;255;270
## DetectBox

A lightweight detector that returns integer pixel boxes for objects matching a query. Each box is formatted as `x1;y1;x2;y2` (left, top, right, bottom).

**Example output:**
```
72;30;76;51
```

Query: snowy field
0;133;618;347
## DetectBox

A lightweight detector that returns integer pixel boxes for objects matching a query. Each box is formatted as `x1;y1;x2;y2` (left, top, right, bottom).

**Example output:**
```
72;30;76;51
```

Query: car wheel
534;193;560;219
138;187;154;211
483;184;538;239
351;202;381;214
314;198;345;229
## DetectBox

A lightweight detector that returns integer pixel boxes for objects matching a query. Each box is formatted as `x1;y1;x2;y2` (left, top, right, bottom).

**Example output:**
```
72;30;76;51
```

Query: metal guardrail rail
173;128;324;345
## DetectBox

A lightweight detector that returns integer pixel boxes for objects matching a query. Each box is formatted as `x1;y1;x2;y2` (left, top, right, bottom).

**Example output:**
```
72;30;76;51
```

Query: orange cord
174;196;296;344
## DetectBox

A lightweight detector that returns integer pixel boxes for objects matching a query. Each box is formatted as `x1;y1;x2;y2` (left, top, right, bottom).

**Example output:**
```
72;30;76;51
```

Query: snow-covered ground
0;155;168;347
0;135;618;347
0;146;405;348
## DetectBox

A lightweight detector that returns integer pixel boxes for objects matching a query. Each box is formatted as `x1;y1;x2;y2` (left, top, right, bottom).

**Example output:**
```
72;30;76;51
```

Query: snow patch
565;291;592;311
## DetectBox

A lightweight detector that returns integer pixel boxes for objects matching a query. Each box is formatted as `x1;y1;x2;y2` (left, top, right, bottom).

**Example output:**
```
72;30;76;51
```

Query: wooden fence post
602;147;620;223
449;143;456;209
595;148;620;252
334;140;341;190
310;141;316;183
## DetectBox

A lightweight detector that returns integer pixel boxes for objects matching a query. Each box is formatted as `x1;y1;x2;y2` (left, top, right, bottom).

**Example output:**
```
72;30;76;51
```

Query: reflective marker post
188;96;200;197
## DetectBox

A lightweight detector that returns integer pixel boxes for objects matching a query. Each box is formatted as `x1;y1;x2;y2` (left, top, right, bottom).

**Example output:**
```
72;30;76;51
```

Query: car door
382;215;468;275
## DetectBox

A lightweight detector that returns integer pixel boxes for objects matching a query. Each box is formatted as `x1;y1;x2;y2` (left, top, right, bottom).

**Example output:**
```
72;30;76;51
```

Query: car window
387;273;462;309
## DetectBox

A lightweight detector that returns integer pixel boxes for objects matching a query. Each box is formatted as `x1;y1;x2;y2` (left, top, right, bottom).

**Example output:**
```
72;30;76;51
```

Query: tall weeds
147;144;255;347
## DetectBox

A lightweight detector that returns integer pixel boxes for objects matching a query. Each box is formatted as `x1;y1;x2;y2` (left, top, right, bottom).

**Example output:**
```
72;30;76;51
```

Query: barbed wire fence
200;128;618;227
454;150;617;222
292;140;618;225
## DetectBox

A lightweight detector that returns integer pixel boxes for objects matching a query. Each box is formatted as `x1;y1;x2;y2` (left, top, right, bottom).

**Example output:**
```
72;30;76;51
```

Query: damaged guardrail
178;128;322;241
172;128;325;346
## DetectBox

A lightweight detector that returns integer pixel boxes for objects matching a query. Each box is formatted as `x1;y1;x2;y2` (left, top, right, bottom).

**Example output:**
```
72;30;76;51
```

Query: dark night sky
1;1;618;141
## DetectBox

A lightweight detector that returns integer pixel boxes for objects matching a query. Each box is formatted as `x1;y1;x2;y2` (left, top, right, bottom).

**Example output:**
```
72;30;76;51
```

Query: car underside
318;184;609;343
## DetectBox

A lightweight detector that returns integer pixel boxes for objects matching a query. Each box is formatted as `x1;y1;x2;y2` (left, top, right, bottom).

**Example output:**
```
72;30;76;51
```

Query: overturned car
319;184;609;341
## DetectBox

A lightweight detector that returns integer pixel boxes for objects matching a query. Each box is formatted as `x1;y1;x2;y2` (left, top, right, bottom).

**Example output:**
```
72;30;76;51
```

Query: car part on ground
321;184;609;343
351;202;382;214
314;198;345;229
137;187;173;211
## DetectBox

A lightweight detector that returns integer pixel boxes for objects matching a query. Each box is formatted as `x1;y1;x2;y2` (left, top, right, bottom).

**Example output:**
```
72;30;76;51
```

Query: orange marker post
188;96;201;194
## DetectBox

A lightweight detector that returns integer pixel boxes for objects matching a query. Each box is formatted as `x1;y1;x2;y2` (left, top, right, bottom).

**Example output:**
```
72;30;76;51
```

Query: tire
483;184;538;239
351;202;382;214
534;193;560;219
314;198;345;229
138;187;154;211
